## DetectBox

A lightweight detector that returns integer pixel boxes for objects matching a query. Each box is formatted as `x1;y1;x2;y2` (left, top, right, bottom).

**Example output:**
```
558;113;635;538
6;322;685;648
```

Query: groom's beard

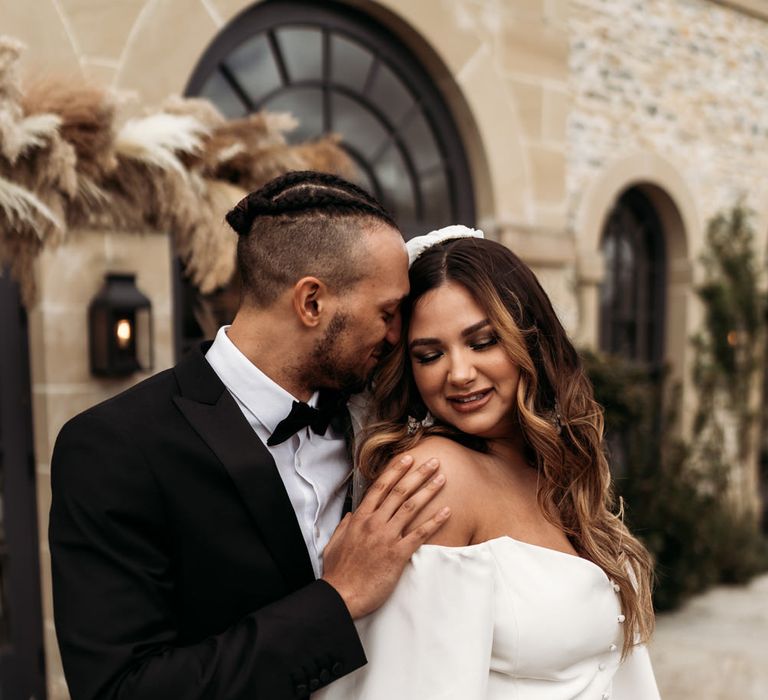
300;311;370;395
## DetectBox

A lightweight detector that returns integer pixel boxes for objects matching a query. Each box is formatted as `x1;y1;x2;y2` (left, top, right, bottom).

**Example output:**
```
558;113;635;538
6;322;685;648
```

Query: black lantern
89;273;153;377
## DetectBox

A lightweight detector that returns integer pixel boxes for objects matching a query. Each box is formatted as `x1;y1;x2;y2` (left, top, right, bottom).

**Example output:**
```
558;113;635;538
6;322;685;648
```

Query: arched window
599;189;666;365
186;0;475;237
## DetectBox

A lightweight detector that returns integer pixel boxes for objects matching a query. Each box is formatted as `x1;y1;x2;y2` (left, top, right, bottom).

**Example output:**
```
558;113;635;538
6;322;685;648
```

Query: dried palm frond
160;95;226;130
293;134;357;180
22;78;117;181
0;105;24;162
0;111;62;165
0;37;28;162
204;118;354;189
0;172;63;233
17;113;62;152
216;142;306;191
66;174;113;229
183;180;244;294
222;111;297;148
102;154;194;233
116;113;209;178
6;130;78;201
0;164;65;304
199;111;297;180
0;36;24;102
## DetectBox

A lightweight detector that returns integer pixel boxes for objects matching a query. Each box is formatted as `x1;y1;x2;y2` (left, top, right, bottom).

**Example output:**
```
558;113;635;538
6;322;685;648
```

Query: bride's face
408;281;521;439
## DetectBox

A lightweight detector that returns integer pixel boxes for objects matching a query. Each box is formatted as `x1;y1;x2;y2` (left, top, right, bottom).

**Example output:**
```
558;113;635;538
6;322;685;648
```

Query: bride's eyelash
471;335;498;350
414;352;441;365
413;335;498;365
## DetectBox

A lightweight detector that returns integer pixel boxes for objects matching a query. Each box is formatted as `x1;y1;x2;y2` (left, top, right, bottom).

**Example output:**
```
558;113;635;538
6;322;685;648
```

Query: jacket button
295;683;307;697
332;661;344;676
319;669;331;683
309;678;320;691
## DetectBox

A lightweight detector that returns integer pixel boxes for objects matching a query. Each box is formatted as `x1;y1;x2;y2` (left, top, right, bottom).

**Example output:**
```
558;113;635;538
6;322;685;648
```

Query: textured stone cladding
568;0;768;231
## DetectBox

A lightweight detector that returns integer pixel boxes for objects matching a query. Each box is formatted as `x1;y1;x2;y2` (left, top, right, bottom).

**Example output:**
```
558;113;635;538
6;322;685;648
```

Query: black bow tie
267;391;349;446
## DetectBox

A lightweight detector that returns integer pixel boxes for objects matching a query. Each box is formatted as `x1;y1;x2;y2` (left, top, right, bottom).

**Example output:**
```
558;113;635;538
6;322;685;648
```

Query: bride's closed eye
470;335;499;351
413;351;442;365
412;335;499;365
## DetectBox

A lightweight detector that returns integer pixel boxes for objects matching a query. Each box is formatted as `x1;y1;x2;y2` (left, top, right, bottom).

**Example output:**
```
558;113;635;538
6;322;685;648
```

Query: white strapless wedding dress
316;536;660;699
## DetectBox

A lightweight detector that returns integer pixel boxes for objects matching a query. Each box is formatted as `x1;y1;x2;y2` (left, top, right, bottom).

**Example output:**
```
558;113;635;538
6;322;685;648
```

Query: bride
317;227;660;699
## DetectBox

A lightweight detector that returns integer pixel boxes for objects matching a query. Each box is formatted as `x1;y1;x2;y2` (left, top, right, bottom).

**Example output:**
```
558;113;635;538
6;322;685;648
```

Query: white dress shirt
205;326;351;577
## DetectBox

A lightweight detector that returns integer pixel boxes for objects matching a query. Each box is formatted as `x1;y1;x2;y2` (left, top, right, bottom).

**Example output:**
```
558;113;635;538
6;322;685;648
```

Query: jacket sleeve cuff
271;579;367;698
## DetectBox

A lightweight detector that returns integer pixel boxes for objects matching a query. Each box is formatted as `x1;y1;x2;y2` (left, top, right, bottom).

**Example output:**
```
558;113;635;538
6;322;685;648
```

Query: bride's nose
447;350;477;385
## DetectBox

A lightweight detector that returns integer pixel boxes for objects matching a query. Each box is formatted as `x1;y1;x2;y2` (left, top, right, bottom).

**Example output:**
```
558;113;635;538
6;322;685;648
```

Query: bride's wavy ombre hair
358;237;654;655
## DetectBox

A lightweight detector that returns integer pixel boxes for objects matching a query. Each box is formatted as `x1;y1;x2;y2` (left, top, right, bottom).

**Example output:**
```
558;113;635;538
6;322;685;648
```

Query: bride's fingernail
433;474;446;485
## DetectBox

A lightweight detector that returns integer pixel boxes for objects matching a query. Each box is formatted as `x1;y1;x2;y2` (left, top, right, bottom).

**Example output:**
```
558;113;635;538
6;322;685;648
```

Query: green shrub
582;349;768;611
582;203;768;611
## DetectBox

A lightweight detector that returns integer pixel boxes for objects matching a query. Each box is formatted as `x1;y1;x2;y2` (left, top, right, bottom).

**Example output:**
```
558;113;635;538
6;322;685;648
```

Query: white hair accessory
406;225;484;267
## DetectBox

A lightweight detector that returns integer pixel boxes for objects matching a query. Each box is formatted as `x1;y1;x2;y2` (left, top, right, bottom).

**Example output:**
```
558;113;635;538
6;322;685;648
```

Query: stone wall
568;0;768;516
569;0;768;254
29;230;174;700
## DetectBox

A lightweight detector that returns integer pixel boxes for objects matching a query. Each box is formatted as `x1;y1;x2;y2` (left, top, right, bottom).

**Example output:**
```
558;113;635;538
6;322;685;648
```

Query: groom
49;172;449;699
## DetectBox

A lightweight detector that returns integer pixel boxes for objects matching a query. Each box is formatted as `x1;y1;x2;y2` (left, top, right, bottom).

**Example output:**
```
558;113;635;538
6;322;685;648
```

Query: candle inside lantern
115;319;132;349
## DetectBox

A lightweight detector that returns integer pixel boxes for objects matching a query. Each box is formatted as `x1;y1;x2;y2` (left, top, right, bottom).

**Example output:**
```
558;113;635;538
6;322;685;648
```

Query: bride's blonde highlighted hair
358;237;654;656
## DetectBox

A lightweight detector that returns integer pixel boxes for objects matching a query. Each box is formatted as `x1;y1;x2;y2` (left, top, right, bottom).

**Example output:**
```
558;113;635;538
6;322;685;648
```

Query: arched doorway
0;269;46;700
185;0;475;237
599;188;667;366
597;188;668;477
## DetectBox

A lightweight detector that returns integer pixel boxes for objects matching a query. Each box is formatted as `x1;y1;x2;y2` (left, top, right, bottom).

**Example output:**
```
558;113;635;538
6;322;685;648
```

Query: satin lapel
172;347;314;591
341;406;355;516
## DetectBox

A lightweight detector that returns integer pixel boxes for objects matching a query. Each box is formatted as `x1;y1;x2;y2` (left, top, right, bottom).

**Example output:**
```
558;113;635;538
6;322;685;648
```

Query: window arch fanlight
185;0;476;237
599;188;667;366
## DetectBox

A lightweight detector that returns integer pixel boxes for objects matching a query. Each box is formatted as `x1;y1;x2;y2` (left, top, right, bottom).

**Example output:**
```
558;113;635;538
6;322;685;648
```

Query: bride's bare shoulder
404;434;482;469
399;435;486;546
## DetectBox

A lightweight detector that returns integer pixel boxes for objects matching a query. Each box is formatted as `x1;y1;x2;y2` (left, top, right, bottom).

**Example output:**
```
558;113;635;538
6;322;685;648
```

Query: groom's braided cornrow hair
226;171;398;307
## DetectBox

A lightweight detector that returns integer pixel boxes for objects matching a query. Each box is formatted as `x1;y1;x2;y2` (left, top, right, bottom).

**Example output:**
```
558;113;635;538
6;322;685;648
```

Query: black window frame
599;188;667;367
184;0;476;235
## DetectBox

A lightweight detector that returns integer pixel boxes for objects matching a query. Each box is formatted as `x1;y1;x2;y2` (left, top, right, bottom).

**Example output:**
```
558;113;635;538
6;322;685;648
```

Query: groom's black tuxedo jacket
49;344;366;700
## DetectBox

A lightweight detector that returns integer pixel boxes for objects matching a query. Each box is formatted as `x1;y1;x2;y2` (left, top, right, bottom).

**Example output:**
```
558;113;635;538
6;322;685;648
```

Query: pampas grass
200;111;297;180
0;173;64;304
0;37;24;105
294;134;357;181
116;113;209;178
160;95;226;130
1;34;363;305
183;180;244;294
0;112;62;165
22;78;117;181
0;172;62;232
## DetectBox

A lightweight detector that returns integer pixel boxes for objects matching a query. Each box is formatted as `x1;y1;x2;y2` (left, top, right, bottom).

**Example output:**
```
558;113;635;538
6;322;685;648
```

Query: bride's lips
446;388;493;413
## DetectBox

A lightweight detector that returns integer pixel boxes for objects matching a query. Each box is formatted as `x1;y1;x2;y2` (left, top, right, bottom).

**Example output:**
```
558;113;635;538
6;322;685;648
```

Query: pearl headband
405;225;485;267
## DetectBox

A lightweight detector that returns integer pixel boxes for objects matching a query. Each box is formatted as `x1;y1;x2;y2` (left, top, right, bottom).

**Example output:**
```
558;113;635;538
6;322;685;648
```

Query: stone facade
570;0;768;237
1;0;767;697
28;230;173;700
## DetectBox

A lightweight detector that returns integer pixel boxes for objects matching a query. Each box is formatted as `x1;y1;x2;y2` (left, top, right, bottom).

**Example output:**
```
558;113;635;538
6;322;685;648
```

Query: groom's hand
321;455;450;620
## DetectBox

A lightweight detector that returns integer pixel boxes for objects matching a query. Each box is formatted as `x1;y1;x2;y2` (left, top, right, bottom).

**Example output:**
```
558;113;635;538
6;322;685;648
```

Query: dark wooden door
0;270;46;700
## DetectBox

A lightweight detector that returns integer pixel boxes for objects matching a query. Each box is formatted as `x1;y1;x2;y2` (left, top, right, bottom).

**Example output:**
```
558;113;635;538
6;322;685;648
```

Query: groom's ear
292;276;329;328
